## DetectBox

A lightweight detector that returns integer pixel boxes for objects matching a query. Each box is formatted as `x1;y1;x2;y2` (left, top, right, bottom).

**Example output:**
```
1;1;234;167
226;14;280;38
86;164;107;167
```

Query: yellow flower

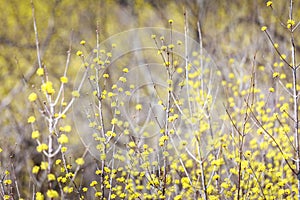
76;50;83;56
47;189;59;198
286;83;293;89
75;157;85;166
261;26;267;31
272;72;279;78
55;159;62;165
168;44;174;49
31;130;40;139
103;73;109;78
95;192;102;197
36;68;44;76
36;143;48;152
128;141;136;148
28;92;37;102
48;173;56;181
90;180;98;187
58;134;69;144
161;45;167;51
111;118;118;125
119;77;126;83
61;147;68;153
63;125;72;132
100;154;106;160
4;179;12;185
280;54;287;60
40;161;48;170
63;186;74;193
60;76;68;83
164;61;170;67
287;19;295;29
62;125;71;132
181;177;190;189
72;90;80;98
266;1;272;6
151;34;156;39
80;40;86;45
168;19;173;24
32;166;40;174
28;116;36;123
269;87;275;93
135;104;142;110
41;81;55;95
35;192;44;200
221;182;230;189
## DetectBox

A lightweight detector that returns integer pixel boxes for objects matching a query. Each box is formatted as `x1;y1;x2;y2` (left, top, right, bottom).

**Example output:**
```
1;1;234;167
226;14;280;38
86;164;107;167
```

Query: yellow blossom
135;104;142;110
36;68;44;76
72;90;80;98
28;92;38;102
55;159;62;165
76;51;83;56
31;130;40;139
103;73;109;78
40;161;48;170
61;146;67;152
4;179;12;185
41;81;55;95
60;76;68;83
266;1;272;6
273;72;279;78
36;143;48;152
122;68;129;73
269;87;275;93
261;26;267;31
128;141;136;148
64;186;74;193
28;116;36;123
119;77;126;83
106;52;112;57
47;189;59;198
287;19;295;29
32;166;40;174
48;173;56;181
36;192;44;200
111;118;118;125
75;157;85;165
61;125;72;132
90;180;98;187
58;134;69;144
80;40;86;45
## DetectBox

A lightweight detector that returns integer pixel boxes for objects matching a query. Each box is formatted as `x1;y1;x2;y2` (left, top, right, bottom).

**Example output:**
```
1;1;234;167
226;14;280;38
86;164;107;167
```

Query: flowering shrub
0;1;300;200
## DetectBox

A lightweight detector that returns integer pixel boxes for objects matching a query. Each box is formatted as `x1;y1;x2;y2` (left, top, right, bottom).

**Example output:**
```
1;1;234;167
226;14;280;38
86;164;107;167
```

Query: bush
1;1;300;199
